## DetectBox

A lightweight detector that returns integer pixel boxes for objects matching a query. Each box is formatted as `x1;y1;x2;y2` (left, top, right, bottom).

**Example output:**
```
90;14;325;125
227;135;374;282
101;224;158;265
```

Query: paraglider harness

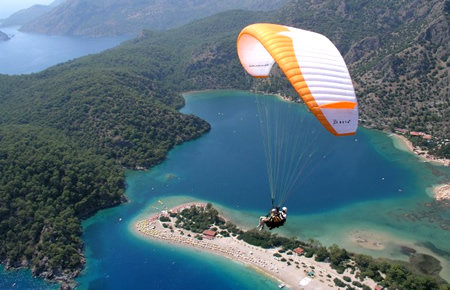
265;205;286;230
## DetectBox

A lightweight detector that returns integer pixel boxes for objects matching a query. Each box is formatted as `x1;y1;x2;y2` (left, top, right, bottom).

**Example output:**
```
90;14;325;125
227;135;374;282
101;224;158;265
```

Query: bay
2;89;449;288
76;90;449;289
0;26;131;75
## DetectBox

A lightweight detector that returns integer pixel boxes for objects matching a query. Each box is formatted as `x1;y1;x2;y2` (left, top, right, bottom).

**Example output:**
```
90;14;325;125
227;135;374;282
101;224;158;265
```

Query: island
0;30;10;41
434;184;450;202
135;202;447;289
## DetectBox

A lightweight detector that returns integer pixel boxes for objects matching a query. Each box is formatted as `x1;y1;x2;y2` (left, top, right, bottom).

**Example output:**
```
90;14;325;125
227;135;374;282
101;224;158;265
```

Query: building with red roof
410;131;425;136
293;247;305;255
202;230;217;240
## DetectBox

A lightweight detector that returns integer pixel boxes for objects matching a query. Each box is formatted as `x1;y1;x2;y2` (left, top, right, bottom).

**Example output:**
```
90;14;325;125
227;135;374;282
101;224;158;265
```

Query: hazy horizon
0;0;54;19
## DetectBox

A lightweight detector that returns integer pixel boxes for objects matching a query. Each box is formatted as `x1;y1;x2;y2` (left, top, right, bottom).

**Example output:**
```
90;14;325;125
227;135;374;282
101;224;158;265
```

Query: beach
133;202;378;289
390;133;450;202
390;133;449;167
72;91;450;289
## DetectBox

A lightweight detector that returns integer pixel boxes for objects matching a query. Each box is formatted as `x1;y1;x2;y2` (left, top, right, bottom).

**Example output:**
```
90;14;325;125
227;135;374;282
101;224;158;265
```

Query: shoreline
133;202;377;289
390;133;450;202
183;89;449;168
390;133;449;167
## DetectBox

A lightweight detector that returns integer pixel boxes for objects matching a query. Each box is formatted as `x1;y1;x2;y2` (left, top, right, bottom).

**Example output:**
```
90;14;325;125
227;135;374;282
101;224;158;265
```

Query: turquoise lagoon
3;90;450;289
77;90;449;289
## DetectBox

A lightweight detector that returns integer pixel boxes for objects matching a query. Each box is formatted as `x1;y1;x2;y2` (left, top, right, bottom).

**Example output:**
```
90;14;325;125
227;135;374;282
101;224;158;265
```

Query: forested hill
0;0;65;27
131;0;448;153
269;0;449;156
0;5;52;27
0;0;449;288
0;9;264;287
20;0;287;37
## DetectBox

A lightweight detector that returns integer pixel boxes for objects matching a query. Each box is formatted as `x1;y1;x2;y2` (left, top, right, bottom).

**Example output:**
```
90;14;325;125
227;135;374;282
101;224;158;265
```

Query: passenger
279;207;287;222
257;207;287;230
258;208;277;231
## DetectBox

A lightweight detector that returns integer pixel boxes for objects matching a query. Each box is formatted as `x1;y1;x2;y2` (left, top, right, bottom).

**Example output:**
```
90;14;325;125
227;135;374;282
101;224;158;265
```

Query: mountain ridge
20;0;287;37
0;0;65;27
0;1;448;287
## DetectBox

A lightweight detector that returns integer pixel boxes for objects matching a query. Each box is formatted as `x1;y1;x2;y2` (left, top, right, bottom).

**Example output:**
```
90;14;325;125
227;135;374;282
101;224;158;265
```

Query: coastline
390;133;450;202
133;202;377;289
390;133;449;167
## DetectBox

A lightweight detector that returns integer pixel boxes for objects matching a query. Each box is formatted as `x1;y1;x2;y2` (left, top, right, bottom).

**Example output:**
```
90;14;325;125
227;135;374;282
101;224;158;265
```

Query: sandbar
133;202;377;289
347;230;388;251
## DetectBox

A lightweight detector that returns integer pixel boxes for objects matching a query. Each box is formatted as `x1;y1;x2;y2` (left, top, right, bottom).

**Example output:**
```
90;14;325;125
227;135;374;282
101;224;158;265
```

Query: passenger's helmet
282;207;287;212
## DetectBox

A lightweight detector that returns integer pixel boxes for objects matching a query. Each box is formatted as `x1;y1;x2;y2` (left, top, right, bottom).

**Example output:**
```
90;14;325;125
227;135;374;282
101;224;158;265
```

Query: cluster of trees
174;203;225;233
239;228;447;289
171;204;448;289
409;135;450;159
238;229;300;249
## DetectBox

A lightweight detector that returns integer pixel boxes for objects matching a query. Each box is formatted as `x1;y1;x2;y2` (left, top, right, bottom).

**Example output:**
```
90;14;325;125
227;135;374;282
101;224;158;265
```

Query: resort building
293;247;305;256
202;230;217;240
410;131;425;136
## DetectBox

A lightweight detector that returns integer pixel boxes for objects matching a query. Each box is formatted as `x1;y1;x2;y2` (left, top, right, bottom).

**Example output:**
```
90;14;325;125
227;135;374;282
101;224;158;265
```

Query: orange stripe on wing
319;101;357;109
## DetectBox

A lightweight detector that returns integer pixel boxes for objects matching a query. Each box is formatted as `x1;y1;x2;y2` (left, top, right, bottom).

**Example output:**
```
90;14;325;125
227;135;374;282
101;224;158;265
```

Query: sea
78;91;450;289
0;26;131;75
0;33;449;289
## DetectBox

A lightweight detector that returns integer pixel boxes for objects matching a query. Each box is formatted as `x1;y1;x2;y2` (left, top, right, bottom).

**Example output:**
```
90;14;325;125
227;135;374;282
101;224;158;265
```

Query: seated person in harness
257;207;287;230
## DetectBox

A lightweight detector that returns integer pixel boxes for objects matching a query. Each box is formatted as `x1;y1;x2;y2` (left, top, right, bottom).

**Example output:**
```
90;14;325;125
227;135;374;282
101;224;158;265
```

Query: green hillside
275;0;449;154
20;0;287;37
0;125;124;285
0;0;448;287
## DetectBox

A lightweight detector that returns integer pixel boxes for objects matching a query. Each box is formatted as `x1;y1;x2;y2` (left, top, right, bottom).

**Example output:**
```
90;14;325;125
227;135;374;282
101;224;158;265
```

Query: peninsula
134;203;446;289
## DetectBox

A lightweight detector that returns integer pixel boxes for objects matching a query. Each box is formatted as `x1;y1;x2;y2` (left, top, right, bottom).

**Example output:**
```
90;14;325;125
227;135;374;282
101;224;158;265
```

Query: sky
0;0;54;18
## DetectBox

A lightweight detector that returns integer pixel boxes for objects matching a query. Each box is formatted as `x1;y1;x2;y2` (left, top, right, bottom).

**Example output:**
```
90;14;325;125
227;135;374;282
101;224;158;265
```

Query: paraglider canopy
237;23;358;136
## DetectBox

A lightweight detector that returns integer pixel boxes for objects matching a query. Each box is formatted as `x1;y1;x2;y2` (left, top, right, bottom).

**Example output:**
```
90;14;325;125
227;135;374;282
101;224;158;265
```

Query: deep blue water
0;266;57;290
75;90;448;289
2;90;449;288
0;26;131;75
119;91;417;215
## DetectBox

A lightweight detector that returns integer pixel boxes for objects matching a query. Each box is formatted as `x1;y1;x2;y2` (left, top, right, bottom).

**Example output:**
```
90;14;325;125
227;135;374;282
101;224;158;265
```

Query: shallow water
80;90;449;288
2;90;449;288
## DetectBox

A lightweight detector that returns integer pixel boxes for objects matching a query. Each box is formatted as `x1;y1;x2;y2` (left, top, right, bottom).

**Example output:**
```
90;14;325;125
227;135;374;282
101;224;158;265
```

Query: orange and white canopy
237;23;358;136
